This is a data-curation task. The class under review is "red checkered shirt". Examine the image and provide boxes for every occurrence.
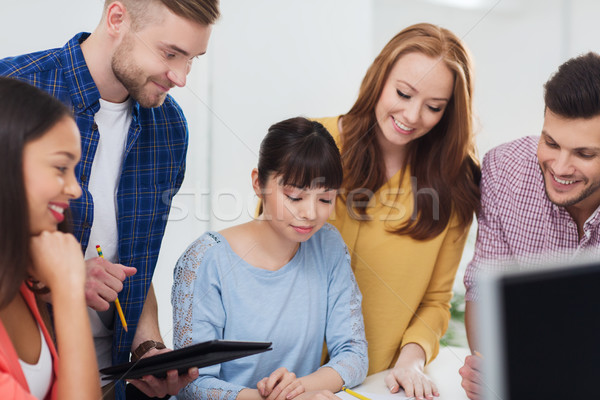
[464,136,600,301]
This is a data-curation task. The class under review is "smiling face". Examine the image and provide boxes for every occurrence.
[23,117,82,235]
[254,171,337,245]
[537,109,600,214]
[111,3,212,108]
[374,51,454,153]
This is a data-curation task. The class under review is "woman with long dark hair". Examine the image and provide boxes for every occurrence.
[0,77,100,399]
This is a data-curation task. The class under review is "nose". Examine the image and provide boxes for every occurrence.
[66,172,82,199]
[403,100,421,124]
[166,61,190,88]
[552,151,575,176]
[166,70,186,87]
[297,200,317,221]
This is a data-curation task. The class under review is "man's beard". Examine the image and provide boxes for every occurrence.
[111,35,169,108]
[540,164,600,208]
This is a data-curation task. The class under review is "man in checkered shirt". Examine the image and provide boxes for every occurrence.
[460,52,600,400]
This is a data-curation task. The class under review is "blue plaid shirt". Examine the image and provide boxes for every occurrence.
[1,32,188,390]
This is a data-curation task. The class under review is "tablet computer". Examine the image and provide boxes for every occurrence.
[100,340,272,381]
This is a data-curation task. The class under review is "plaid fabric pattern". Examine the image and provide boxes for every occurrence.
[0,33,188,374]
[464,136,600,301]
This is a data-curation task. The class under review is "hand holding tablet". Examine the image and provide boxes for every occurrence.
[101,340,272,381]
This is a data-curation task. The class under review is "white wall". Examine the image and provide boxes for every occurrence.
[3,0,600,348]
[0,1,102,54]
[157,0,374,346]
[205,0,373,229]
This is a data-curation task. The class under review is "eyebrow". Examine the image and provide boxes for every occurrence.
[161,42,206,58]
[284,185,335,192]
[396,80,449,102]
[53,151,78,160]
[542,131,600,153]
[541,131,552,140]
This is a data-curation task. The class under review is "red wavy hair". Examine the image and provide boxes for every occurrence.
[340,23,480,240]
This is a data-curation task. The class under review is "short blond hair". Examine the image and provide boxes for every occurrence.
[105,0,219,29]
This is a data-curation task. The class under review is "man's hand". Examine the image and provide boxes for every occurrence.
[459,355,483,400]
[85,257,137,311]
[127,347,200,397]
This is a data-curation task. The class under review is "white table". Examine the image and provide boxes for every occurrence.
[166,346,471,400]
[352,346,470,400]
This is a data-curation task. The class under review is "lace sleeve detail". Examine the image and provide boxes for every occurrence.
[322,227,368,387]
[178,382,240,400]
[172,234,218,349]
[172,234,245,400]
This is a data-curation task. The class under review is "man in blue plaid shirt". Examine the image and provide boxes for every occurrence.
[0,1,220,398]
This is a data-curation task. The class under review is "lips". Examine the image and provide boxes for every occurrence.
[552,174,577,185]
[291,225,313,234]
[391,116,415,135]
[547,170,582,192]
[152,80,172,93]
[48,202,68,223]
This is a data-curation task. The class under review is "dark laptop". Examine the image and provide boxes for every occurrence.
[479,261,600,399]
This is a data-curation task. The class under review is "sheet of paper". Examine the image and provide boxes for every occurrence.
[336,389,414,400]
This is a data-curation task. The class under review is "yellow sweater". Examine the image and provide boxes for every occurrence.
[317,116,469,374]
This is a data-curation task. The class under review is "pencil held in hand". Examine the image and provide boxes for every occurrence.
[96,245,128,332]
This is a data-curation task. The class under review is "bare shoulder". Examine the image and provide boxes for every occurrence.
[219,222,258,254]
[220,222,251,239]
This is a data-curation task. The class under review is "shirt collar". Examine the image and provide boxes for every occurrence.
[548,191,600,232]
[583,204,600,230]
[59,33,143,123]
[60,32,101,113]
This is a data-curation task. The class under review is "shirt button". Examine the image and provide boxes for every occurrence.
[92,123,98,131]
[81,174,87,183]
[83,222,91,229]
[77,103,84,110]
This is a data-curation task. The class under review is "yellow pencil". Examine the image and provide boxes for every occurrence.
[341,387,371,400]
[96,245,128,332]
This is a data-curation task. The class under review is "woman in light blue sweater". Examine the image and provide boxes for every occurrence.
[172,117,368,400]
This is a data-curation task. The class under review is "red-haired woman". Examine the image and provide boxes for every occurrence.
[316,22,480,400]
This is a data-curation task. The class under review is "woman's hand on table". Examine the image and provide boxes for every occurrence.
[384,343,439,400]
[257,367,305,400]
